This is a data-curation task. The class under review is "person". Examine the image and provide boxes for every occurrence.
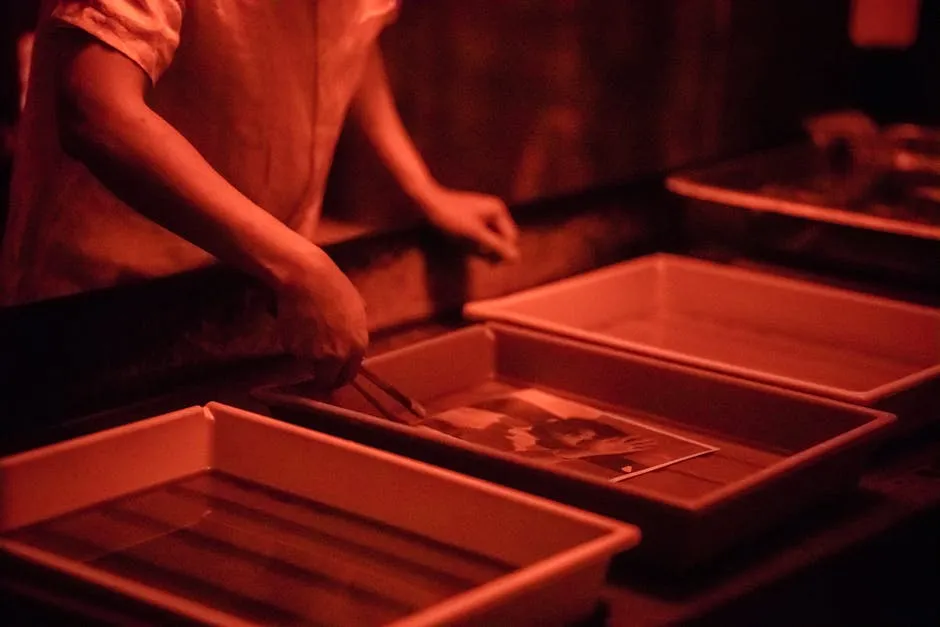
[0,0,520,388]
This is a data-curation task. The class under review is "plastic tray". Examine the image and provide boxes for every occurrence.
[464,253,940,428]
[665,145,940,241]
[0,404,637,627]
[255,324,895,571]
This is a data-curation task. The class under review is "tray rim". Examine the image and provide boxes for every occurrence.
[252,323,897,513]
[1,403,638,627]
[463,253,940,405]
[208,403,639,535]
[665,171,940,241]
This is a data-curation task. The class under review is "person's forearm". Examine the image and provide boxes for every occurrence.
[66,106,319,289]
[349,45,519,263]
[349,45,442,206]
[58,38,323,292]
[16,31,35,111]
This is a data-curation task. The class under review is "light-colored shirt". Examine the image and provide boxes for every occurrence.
[1,0,398,305]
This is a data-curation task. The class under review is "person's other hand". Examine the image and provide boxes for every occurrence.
[276,248,369,390]
[421,187,520,263]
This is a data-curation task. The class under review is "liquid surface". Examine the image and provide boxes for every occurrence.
[9,471,514,626]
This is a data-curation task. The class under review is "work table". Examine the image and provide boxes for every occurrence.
[1,184,938,625]
[3,310,939,626]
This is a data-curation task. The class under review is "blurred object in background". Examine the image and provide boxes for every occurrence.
[885,123,940,175]
[804,110,940,213]
[884,123,940,212]
[803,110,888,207]
[850,0,939,126]
[808,0,940,212]
[850,0,921,49]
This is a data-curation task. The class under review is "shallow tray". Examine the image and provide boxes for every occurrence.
[464,253,940,428]
[255,324,894,571]
[665,145,940,241]
[0,404,636,626]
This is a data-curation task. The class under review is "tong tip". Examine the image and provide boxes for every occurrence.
[409,401,428,419]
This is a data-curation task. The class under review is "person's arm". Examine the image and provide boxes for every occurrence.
[16,31,35,111]
[349,44,520,262]
[55,31,367,386]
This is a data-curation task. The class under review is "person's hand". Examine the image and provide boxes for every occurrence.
[276,248,369,390]
[420,186,520,263]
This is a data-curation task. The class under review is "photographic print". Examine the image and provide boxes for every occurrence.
[420,388,718,482]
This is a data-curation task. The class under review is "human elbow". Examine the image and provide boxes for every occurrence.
[55,66,131,165]
[56,84,104,162]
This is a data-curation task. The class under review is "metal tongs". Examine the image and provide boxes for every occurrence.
[351,365,428,427]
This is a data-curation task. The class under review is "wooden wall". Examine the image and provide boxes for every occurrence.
[326,0,855,224]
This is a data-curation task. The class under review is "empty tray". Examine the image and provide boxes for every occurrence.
[464,253,940,428]
[0,404,637,626]
[254,324,895,571]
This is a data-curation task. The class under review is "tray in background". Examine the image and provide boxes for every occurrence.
[665,144,940,241]
[1,404,636,627]
[254,324,895,571]
[464,253,940,429]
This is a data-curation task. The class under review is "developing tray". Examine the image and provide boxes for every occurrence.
[665,144,940,241]
[0,403,637,627]
[464,253,940,428]
[254,324,895,571]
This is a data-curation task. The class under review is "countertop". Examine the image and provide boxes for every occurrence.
[1,178,938,625]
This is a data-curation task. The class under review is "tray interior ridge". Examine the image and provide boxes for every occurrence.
[6,470,517,627]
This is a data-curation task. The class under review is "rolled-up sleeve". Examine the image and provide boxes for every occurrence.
[52,0,185,83]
